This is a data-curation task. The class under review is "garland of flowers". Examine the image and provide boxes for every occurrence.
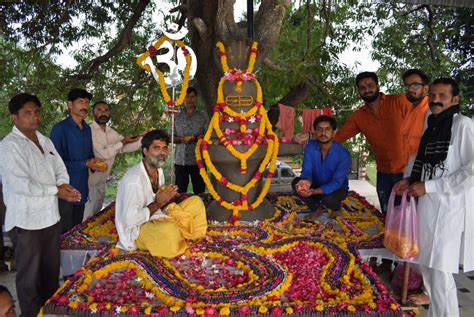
[195,42,279,221]
[136,35,191,107]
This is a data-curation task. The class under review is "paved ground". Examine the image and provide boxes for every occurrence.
[1,180,473,316]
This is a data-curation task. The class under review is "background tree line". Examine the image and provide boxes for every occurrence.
[1,0,472,189]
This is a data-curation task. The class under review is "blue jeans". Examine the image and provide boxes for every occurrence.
[376,172,403,213]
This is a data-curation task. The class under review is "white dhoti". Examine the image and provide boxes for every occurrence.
[420,265,459,317]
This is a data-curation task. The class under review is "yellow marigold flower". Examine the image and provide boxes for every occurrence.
[170,306,182,312]
[258,306,268,313]
[368,302,377,309]
[144,307,152,315]
[106,303,111,309]
[390,303,399,311]
[347,305,356,312]
[196,308,205,315]
[220,307,231,315]
[68,302,79,309]
[285,307,294,314]
[315,305,324,312]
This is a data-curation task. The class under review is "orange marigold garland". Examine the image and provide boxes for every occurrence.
[136,35,191,108]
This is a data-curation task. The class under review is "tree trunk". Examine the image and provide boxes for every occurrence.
[187,0,291,112]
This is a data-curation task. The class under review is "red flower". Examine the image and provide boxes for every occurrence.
[229,215,238,224]
[185,296,198,304]
[233,199,242,206]
[166,100,175,106]
[271,306,283,317]
[266,172,274,179]
[201,141,208,150]
[251,48,258,53]
[157,306,170,314]
[219,52,226,57]
[220,177,229,186]
[181,47,190,56]
[57,295,69,305]
[148,45,157,55]
[241,194,248,201]
[197,160,205,169]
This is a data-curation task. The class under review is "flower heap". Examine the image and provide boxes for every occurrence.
[136,35,191,112]
[196,42,279,221]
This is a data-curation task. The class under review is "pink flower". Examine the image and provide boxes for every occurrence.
[128,306,140,314]
[205,307,217,317]
[238,306,251,314]
[185,306,195,314]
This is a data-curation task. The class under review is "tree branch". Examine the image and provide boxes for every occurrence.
[262,57,284,70]
[68,0,150,82]
[193,17,209,39]
[424,5,438,65]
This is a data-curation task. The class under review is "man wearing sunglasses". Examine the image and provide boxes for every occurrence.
[400,69,431,177]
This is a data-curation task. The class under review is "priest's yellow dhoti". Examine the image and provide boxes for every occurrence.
[135,196,207,258]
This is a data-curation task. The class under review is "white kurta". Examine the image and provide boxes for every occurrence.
[115,161,165,251]
[0,126,69,231]
[416,114,474,273]
[84,121,141,219]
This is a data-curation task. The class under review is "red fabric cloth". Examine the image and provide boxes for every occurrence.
[275,103,296,139]
[302,109,322,133]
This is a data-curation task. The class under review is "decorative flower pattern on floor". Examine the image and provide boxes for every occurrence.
[46,191,401,315]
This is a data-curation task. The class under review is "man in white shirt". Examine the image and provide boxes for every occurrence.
[115,129,207,258]
[83,101,141,220]
[395,78,473,317]
[0,93,81,316]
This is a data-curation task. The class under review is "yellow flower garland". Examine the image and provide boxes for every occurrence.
[136,35,191,106]
[196,41,279,219]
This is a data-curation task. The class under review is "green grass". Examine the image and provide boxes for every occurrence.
[365,163,377,187]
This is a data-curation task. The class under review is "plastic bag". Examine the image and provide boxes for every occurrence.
[383,189,419,260]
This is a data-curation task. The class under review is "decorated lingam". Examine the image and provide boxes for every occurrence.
[196,41,279,223]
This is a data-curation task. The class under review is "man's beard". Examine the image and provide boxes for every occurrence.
[146,155,166,168]
[406,94,422,103]
[361,90,380,103]
[95,115,110,124]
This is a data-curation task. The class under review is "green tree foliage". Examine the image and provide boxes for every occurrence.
[1,1,471,168]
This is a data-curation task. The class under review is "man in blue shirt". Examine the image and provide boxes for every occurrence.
[292,115,351,220]
[51,88,106,233]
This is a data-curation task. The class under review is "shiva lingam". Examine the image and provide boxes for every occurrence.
[196,41,279,223]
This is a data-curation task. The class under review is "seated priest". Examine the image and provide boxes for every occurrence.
[292,115,351,220]
[115,129,207,258]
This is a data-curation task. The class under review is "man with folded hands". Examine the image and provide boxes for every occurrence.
[115,129,207,258]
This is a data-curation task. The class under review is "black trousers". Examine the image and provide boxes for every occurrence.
[10,222,61,317]
[291,177,347,211]
[58,199,84,234]
[175,164,205,194]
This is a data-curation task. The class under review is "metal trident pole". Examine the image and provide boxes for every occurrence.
[170,87,176,184]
